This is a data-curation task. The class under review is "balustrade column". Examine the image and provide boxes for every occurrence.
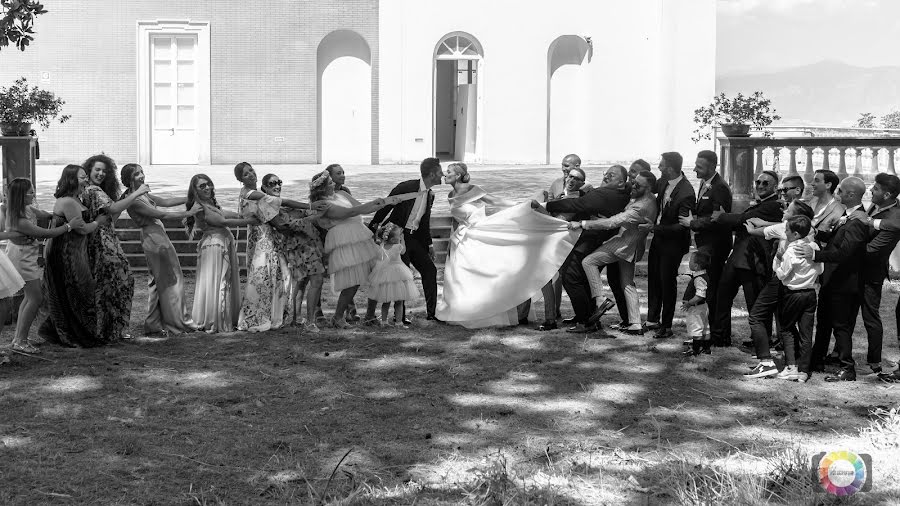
[837,147,848,179]
[787,147,798,177]
[888,147,896,175]
[854,148,863,177]
[804,147,814,182]
[872,148,880,174]
[821,147,830,171]
[755,147,764,177]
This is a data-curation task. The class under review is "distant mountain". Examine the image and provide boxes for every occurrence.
[716,60,900,127]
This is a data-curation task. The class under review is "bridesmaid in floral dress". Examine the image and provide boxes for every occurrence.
[260,173,327,332]
[39,165,112,347]
[3,178,84,353]
[233,162,327,332]
[120,164,201,336]
[81,154,150,340]
[185,174,258,333]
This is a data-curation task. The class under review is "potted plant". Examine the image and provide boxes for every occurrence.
[691,91,780,142]
[0,77,70,136]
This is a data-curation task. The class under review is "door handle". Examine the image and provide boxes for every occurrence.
[169,128,175,136]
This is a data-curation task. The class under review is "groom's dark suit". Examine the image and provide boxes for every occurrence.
[546,185,631,323]
[369,179,438,317]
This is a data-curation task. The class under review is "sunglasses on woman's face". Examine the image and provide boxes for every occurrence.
[196,182,211,190]
[266,180,283,188]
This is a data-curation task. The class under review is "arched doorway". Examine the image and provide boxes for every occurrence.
[546,35,592,164]
[433,32,483,162]
[318,30,372,164]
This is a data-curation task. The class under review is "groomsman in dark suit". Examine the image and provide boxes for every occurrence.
[679,150,732,329]
[794,176,869,381]
[646,152,696,339]
[708,170,783,346]
[367,158,444,322]
[538,165,631,332]
[857,173,900,374]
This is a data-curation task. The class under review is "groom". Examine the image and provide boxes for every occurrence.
[365,158,444,323]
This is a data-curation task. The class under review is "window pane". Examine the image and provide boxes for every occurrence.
[153,84,172,105]
[153,61,172,82]
[176,83,195,106]
[177,61,194,83]
[176,37,195,59]
[152,37,172,59]
[177,106,195,128]
[154,106,172,128]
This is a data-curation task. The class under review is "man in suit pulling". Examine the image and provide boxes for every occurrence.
[646,152,696,339]
[535,165,631,333]
[366,158,444,323]
[679,150,733,330]
[794,176,869,381]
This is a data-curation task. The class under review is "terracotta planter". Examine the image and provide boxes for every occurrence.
[0,122,32,136]
[720,123,751,137]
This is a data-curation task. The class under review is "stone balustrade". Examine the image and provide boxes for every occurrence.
[719,136,900,211]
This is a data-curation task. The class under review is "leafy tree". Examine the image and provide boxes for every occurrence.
[882,111,900,130]
[1,0,47,51]
[856,112,876,129]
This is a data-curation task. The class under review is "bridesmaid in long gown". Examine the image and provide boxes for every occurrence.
[233,162,327,332]
[4,178,84,353]
[82,154,149,340]
[184,174,257,333]
[435,163,580,328]
[120,164,201,336]
[39,165,112,347]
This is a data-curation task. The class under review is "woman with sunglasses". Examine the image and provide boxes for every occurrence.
[120,164,202,336]
[233,163,328,332]
[185,174,259,333]
[259,173,328,331]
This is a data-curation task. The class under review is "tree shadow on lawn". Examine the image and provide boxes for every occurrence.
[1,276,898,504]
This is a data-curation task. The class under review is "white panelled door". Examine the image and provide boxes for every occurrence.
[151,35,199,164]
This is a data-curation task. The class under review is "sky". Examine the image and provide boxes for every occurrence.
[717,0,900,75]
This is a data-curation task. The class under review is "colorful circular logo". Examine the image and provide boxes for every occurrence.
[817,450,866,496]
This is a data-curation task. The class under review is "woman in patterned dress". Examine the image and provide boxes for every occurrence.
[120,164,201,336]
[233,162,327,332]
[81,154,150,341]
[260,173,328,332]
[185,174,258,333]
[3,178,85,353]
[38,165,115,347]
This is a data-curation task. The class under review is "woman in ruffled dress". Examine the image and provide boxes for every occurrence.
[81,154,150,340]
[3,178,85,353]
[0,209,26,358]
[120,164,201,336]
[233,162,327,332]
[185,174,258,333]
[39,165,115,347]
[260,173,328,332]
[309,170,414,328]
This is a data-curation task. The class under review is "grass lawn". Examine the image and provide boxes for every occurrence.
[1,270,900,505]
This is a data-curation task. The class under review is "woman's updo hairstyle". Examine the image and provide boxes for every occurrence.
[448,162,470,183]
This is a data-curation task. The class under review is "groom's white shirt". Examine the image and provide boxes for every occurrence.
[406,178,429,232]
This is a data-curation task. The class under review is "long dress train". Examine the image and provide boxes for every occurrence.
[190,205,241,333]
[435,186,579,328]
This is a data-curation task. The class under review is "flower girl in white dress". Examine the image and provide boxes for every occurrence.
[368,223,419,327]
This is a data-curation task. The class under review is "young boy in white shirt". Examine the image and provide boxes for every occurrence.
[772,215,823,382]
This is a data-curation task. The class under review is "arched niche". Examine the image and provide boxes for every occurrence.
[546,35,592,164]
[317,30,372,164]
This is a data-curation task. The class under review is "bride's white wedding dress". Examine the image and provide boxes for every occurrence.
[435,185,580,328]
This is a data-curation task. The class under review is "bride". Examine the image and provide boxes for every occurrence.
[435,163,580,328]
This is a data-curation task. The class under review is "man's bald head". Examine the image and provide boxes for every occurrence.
[561,154,581,178]
[838,176,866,207]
